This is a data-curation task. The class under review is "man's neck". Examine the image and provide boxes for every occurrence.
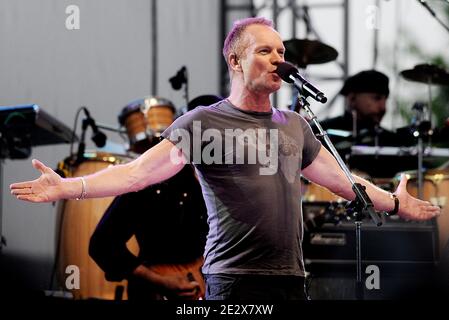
[228,84,272,113]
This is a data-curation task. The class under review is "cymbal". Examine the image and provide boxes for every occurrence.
[400,64,449,86]
[283,39,338,68]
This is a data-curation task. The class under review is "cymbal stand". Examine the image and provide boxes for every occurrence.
[411,100,432,200]
[417,130,424,200]
[298,92,382,300]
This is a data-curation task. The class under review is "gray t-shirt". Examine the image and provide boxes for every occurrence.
[162,100,321,276]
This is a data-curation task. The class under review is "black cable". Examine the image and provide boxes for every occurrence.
[69,106,85,158]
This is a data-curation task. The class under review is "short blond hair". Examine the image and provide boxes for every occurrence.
[222,17,273,68]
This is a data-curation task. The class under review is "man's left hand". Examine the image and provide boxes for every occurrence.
[395,174,441,221]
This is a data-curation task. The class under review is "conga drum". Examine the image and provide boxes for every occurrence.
[395,169,449,257]
[118,96,176,154]
[58,152,139,299]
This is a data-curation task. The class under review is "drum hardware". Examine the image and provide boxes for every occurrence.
[118,96,176,154]
[303,201,350,233]
[283,38,339,69]
[95,122,127,135]
[400,64,449,199]
[283,4,339,69]
[351,145,449,158]
[401,64,449,86]
[282,23,339,111]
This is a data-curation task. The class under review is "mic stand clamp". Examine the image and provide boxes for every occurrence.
[297,94,382,300]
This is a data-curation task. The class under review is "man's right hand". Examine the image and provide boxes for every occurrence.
[10,159,67,203]
[152,273,201,299]
[133,264,201,299]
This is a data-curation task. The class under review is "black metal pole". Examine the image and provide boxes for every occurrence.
[355,220,364,300]
[151,0,158,95]
[219,0,227,98]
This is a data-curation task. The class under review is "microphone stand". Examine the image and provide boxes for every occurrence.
[297,93,382,300]
[75,117,89,165]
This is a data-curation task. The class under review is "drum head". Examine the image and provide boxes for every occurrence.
[119,96,176,153]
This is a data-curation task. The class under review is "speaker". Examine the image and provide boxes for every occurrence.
[303,216,437,262]
[305,262,438,300]
[303,217,439,300]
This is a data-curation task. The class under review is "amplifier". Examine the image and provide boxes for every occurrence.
[303,202,438,263]
[303,220,437,263]
[302,215,439,299]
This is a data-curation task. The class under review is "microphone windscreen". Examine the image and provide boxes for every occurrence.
[275,62,297,83]
[92,131,107,148]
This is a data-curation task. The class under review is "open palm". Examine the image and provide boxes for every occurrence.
[395,174,440,221]
[10,159,64,203]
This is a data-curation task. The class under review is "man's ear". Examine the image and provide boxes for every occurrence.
[347,93,357,107]
[344,93,356,112]
[229,53,242,72]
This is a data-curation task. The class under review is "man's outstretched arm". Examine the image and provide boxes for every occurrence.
[10,139,185,203]
[302,146,440,221]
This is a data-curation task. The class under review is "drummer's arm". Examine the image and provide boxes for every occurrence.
[79,139,185,198]
[302,146,396,212]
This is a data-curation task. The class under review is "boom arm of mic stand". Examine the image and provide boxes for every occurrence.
[298,95,382,227]
[95,122,127,134]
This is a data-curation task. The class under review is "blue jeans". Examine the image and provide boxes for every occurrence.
[204,274,306,300]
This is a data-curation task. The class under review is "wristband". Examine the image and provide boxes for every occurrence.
[387,193,399,216]
[75,177,87,200]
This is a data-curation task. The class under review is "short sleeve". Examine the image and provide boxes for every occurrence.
[161,108,207,164]
[300,116,322,169]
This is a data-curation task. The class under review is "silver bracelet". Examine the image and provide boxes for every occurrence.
[75,177,87,200]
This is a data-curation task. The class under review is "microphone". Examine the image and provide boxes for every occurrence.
[276,62,328,104]
[169,66,187,90]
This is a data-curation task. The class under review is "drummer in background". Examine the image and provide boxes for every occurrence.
[88,95,221,300]
[320,70,405,147]
[318,70,414,177]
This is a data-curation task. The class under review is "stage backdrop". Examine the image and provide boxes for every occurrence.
[0,0,220,292]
